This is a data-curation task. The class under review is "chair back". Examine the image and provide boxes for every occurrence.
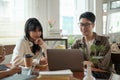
[109,72,120,80]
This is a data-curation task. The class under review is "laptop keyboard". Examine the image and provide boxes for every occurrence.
[92,71,111,79]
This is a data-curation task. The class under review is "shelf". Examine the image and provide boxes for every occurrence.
[44,37,68,49]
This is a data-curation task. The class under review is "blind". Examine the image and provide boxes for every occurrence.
[0,0,47,44]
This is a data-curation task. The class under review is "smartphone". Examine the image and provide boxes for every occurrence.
[0,64,9,71]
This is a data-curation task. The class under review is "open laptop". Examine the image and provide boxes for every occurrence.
[47,49,84,72]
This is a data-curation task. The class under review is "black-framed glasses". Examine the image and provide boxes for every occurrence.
[78,22,93,27]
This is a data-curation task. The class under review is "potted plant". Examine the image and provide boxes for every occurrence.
[68,35,75,48]
[48,20,56,31]
[89,44,105,63]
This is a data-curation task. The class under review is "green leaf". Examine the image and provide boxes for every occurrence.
[68,35,75,46]
[90,44,96,53]
[89,56,98,64]
[90,44,105,52]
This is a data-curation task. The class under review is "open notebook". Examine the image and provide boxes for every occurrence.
[1,74,36,80]
[39,69,73,76]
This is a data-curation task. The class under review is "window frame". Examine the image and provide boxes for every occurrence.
[103,0,120,34]
[60,0,86,36]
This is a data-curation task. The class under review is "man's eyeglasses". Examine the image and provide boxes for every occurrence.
[78,23,93,27]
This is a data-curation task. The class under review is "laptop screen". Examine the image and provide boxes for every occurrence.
[47,49,84,72]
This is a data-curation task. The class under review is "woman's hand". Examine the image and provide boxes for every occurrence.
[8,67,21,75]
[40,57,47,65]
[34,38,44,45]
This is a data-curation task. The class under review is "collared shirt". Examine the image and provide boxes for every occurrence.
[71,32,111,71]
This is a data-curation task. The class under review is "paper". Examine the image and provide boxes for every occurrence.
[1,74,36,80]
[39,69,73,76]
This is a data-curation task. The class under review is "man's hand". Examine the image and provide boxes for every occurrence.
[83,61,95,68]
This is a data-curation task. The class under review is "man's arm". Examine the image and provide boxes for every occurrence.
[71,40,81,49]
[97,37,111,71]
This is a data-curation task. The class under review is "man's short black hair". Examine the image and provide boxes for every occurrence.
[79,12,96,23]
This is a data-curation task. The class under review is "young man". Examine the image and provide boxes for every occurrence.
[71,12,111,71]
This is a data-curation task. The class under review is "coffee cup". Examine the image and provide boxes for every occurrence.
[24,54,33,68]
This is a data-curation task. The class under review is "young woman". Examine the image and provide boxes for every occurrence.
[71,12,111,71]
[11,18,47,66]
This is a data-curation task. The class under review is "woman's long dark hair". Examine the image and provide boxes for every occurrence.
[24,18,43,54]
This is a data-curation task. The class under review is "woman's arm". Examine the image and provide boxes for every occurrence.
[0,67,21,79]
[34,38,47,58]
[39,42,48,65]
[40,42,47,58]
[11,39,26,66]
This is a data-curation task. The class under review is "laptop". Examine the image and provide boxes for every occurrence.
[47,49,84,72]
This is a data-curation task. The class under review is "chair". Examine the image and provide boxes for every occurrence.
[0,45,15,64]
[109,72,120,80]
[111,53,120,74]
[0,44,4,54]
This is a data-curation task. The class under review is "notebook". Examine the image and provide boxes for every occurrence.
[1,74,36,80]
[47,49,84,71]
[38,69,73,80]
[39,69,73,76]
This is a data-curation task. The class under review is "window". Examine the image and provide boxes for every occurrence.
[103,3,108,34]
[0,0,25,40]
[103,0,120,34]
[110,0,120,9]
[62,16,73,34]
[0,0,31,44]
[0,0,11,17]
[60,0,86,35]
[109,12,120,33]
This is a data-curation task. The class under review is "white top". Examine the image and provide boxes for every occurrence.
[11,37,47,66]
[86,39,94,55]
